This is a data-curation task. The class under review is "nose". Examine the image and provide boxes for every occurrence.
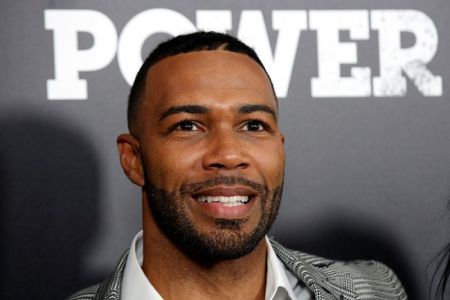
[202,129,249,171]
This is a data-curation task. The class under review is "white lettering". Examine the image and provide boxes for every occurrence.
[45,8,443,100]
[310,10,371,97]
[237,11,306,98]
[372,10,442,96]
[196,10,232,33]
[45,9,117,100]
[117,9,197,86]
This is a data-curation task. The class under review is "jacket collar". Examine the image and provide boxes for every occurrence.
[94,240,356,300]
[93,251,128,300]
[270,239,358,300]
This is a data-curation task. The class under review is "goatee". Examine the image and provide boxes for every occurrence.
[145,176,283,262]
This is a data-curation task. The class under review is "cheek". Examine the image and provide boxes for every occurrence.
[143,142,202,188]
[252,142,285,185]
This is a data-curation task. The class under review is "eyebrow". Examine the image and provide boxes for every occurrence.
[158,103,277,121]
[159,105,210,121]
[239,104,277,120]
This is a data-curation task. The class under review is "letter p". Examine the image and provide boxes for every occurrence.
[45,10,118,100]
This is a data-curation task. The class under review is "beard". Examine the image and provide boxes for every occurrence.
[144,175,283,262]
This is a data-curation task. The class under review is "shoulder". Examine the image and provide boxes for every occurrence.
[270,239,407,299]
[294,248,401,283]
[65,251,129,300]
[65,284,100,300]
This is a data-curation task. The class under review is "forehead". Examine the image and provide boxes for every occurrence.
[142,50,276,112]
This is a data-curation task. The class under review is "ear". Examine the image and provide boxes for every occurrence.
[117,133,145,187]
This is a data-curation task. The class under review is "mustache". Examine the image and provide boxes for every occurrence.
[180,176,268,195]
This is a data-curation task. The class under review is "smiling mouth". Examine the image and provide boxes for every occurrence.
[197,195,250,207]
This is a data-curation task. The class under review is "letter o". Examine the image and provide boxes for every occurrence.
[118,8,197,85]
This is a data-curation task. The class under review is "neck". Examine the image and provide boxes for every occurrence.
[141,198,267,300]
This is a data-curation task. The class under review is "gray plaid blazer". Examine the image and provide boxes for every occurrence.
[67,239,407,300]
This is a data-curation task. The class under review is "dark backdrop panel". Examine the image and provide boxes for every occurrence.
[1,1,449,299]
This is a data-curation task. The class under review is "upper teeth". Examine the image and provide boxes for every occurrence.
[197,196,249,204]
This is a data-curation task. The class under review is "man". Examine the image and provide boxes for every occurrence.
[68,31,407,300]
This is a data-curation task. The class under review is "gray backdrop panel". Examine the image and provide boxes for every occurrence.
[1,1,449,299]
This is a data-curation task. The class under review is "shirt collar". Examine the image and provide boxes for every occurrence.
[121,231,296,300]
[265,236,297,300]
[121,231,163,300]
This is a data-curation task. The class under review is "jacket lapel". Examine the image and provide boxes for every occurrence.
[270,239,358,300]
[94,251,128,300]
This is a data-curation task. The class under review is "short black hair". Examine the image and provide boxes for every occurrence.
[127,31,275,133]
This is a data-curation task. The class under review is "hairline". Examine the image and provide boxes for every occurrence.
[128,37,278,134]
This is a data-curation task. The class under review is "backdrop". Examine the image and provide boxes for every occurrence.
[1,1,449,299]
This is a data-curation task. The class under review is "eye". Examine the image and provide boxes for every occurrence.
[242,120,266,132]
[172,120,199,132]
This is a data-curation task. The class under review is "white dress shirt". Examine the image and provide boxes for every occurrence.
[121,231,312,300]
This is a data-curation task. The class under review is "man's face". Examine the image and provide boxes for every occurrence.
[134,50,285,260]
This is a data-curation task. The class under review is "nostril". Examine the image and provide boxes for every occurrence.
[208,162,226,169]
[205,161,248,170]
[236,162,249,169]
